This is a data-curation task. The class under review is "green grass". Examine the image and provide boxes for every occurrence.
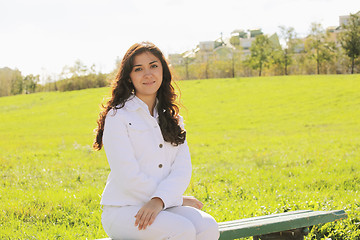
[0,75,359,239]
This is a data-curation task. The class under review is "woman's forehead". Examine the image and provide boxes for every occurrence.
[133,51,160,65]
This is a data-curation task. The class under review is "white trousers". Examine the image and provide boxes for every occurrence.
[101,205,220,240]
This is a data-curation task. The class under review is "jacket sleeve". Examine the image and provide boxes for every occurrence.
[103,109,158,203]
[151,116,192,209]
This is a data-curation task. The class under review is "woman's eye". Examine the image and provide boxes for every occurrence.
[134,67,142,72]
[150,64,158,69]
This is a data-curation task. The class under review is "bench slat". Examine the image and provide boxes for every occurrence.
[218,210,347,239]
[219,210,313,227]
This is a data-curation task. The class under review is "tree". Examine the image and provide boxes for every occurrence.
[23,74,40,93]
[249,35,272,76]
[277,26,298,75]
[70,59,88,77]
[10,72,23,95]
[60,60,88,79]
[230,35,240,47]
[182,51,196,80]
[340,13,360,74]
[0,67,16,97]
[305,23,335,74]
[0,67,24,96]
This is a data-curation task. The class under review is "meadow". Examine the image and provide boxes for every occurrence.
[0,74,359,239]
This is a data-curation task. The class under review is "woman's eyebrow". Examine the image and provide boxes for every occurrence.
[133,60,158,68]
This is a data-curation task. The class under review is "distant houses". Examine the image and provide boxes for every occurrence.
[168,28,275,65]
[229,29,265,56]
[326,10,360,47]
[339,11,360,26]
[168,11,359,68]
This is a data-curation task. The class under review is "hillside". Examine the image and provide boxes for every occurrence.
[0,74,359,239]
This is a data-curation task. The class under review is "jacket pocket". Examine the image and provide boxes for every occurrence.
[127,121,149,135]
[126,121,151,158]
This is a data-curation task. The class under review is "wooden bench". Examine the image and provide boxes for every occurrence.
[96,209,347,240]
[218,210,346,239]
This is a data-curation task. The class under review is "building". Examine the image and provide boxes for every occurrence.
[326,10,360,47]
[168,28,281,65]
[167,53,184,66]
[229,29,264,56]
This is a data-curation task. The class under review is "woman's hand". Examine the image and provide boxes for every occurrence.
[134,197,164,230]
[182,196,203,210]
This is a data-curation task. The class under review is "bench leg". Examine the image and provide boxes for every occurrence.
[253,227,309,240]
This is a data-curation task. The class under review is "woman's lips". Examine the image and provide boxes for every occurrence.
[143,81,155,85]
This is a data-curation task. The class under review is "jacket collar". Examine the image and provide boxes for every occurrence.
[125,95,159,118]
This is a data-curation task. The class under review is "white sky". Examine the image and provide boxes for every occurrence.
[0,0,359,80]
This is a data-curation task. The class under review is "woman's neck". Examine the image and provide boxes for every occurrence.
[136,94,156,116]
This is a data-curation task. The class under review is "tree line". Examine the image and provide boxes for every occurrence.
[0,15,359,98]
[172,15,360,79]
[0,60,110,97]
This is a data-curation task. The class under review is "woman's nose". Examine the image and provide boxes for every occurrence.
[144,68,152,76]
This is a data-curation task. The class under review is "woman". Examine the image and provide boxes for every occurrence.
[93,42,219,240]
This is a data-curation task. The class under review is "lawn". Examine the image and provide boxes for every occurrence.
[0,74,359,239]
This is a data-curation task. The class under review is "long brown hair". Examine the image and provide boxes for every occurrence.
[93,42,186,150]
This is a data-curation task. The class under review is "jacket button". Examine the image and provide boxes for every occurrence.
[158,164,163,168]
[159,144,163,148]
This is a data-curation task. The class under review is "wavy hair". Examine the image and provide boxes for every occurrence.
[93,42,186,150]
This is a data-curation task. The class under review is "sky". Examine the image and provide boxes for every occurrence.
[0,0,359,81]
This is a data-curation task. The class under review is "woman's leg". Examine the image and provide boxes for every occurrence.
[102,205,196,240]
[166,206,220,240]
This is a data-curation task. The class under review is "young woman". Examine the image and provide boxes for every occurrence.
[93,42,219,240]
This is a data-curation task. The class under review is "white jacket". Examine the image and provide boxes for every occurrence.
[100,95,192,209]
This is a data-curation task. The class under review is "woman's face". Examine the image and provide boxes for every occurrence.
[129,51,163,100]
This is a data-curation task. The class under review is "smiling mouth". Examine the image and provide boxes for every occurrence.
[143,81,156,85]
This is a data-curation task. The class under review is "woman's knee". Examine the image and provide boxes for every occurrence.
[173,220,196,239]
[158,212,196,239]
[197,214,220,240]
[166,206,219,239]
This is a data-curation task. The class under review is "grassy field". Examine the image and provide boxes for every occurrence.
[0,74,359,239]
